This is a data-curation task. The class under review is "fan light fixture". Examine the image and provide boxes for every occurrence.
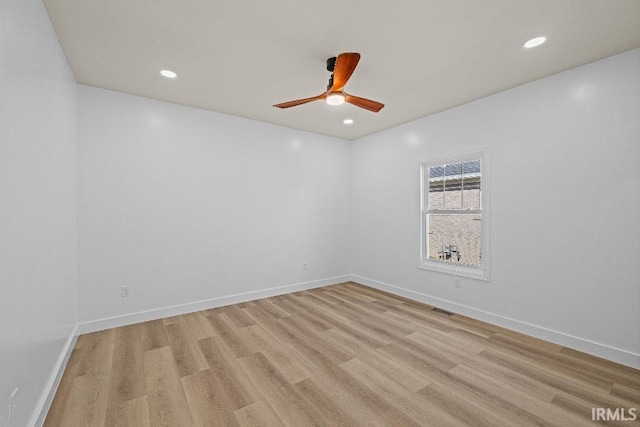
[326,92,345,106]
[160,69,177,78]
[524,36,546,48]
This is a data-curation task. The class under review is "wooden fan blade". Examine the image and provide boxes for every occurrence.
[331,52,361,91]
[273,93,326,109]
[344,93,384,112]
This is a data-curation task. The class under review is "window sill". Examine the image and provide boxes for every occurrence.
[418,261,489,281]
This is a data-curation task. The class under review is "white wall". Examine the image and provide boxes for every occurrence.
[77,86,351,326]
[0,0,78,425]
[351,49,640,367]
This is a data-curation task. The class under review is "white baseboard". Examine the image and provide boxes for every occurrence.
[79,275,351,334]
[32,323,78,427]
[350,275,640,369]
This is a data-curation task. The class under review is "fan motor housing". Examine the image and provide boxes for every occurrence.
[326,57,337,72]
[326,57,337,90]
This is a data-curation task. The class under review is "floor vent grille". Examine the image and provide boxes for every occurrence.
[431,307,455,316]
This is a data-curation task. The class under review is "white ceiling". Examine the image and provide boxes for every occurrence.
[43,0,640,140]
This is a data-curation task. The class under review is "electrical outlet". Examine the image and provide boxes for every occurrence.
[455,278,461,288]
[121,286,130,297]
[10,388,18,422]
[302,262,308,271]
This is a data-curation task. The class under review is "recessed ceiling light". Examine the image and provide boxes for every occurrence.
[524,36,546,49]
[326,92,345,106]
[160,69,177,78]
[343,119,354,125]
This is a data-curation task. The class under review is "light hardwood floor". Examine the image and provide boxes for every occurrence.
[45,282,640,426]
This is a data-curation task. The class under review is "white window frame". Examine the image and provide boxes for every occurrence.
[418,148,490,281]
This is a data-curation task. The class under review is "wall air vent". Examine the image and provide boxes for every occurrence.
[431,307,455,316]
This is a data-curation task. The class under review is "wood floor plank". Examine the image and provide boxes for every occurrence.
[448,363,587,426]
[294,378,363,426]
[43,348,85,427]
[234,400,285,427]
[143,346,194,427]
[407,331,480,365]
[347,282,430,307]
[108,324,145,399]
[450,313,502,337]
[305,361,422,427]
[369,298,405,312]
[343,282,405,305]
[293,296,390,349]
[305,288,345,305]
[460,356,558,402]
[418,381,515,427]
[165,321,210,377]
[253,297,291,319]
[140,319,170,351]
[237,352,324,426]
[220,305,257,329]
[551,392,634,427]
[553,348,640,391]
[105,323,146,424]
[76,329,115,376]
[243,305,297,344]
[74,334,91,349]
[479,348,636,410]
[297,292,363,323]
[495,328,564,353]
[489,333,617,390]
[58,373,110,427]
[242,305,334,374]
[417,357,556,426]
[104,395,151,427]
[404,321,485,355]
[387,303,456,334]
[328,286,379,304]
[351,316,414,345]
[206,313,252,358]
[118,396,150,427]
[326,292,389,317]
[377,338,458,375]
[161,314,184,326]
[341,358,460,426]
[560,346,640,383]
[46,282,640,427]
[237,325,314,383]
[323,328,431,392]
[183,311,219,341]
[272,295,334,332]
[610,382,640,403]
[182,369,241,427]
[278,316,354,365]
[197,336,258,410]
[234,324,266,354]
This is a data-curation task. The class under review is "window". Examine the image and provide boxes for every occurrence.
[419,149,489,280]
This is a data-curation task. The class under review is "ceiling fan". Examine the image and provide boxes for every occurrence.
[273,52,384,113]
